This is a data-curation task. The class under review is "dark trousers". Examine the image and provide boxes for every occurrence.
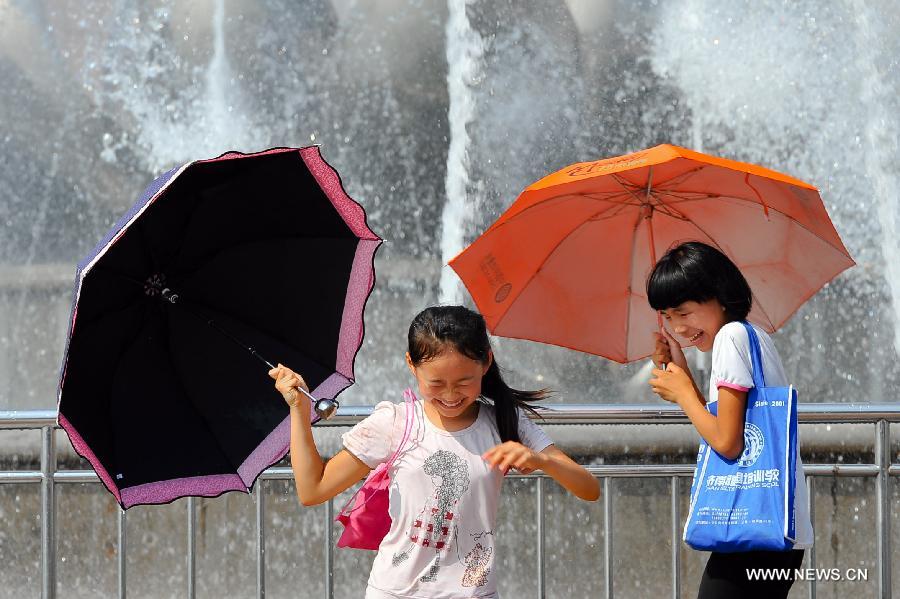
[697,549,805,599]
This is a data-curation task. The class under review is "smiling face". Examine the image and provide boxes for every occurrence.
[407,346,491,424]
[660,299,729,352]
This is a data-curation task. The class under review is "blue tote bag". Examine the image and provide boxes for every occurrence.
[683,321,798,552]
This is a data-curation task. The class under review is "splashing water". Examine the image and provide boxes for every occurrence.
[439,0,483,304]
[648,0,900,400]
[852,0,900,358]
[93,0,265,172]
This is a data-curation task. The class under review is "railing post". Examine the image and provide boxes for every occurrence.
[807,476,815,599]
[670,476,680,599]
[41,426,56,599]
[325,498,334,599]
[256,482,266,598]
[875,420,891,598]
[187,497,196,599]
[118,507,127,599]
[536,476,545,599]
[604,477,613,599]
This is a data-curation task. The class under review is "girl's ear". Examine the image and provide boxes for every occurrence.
[483,350,493,375]
[405,352,416,375]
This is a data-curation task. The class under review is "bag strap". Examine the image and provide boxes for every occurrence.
[384,389,416,469]
[337,391,416,518]
[739,320,767,388]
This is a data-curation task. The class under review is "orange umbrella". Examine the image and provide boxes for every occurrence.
[448,144,854,363]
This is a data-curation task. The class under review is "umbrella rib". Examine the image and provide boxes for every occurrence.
[611,173,651,203]
[648,191,719,202]
[649,190,854,259]
[607,168,708,193]
[578,191,638,203]
[648,166,707,189]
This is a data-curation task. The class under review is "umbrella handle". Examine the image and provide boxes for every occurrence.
[259,355,340,421]
[297,386,340,421]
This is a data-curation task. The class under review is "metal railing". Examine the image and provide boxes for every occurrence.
[1,404,897,599]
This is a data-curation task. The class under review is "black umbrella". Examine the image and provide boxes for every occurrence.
[57,147,381,508]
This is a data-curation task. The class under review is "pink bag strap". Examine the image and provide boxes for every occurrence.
[337,390,416,517]
[385,389,416,469]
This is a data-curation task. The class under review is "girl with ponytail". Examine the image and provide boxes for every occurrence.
[271,305,598,598]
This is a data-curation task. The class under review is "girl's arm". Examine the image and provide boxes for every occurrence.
[288,403,371,506]
[271,365,370,506]
[482,442,601,501]
[649,364,746,459]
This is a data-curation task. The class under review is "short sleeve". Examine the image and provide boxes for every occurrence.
[712,321,754,392]
[341,401,398,469]
[516,407,553,453]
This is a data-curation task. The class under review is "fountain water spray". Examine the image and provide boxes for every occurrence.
[853,0,900,358]
[440,0,483,304]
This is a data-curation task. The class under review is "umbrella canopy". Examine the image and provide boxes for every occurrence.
[449,144,854,363]
[57,146,381,508]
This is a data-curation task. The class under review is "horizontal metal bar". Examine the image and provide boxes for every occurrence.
[0,471,100,484]
[0,410,58,429]
[258,467,294,481]
[0,471,43,483]
[5,404,900,430]
[54,470,101,483]
[318,403,900,426]
[0,463,895,486]
[803,464,881,477]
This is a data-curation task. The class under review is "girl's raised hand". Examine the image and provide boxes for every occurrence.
[482,441,546,475]
[268,363,310,408]
[649,363,695,405]
[652,328,688,371]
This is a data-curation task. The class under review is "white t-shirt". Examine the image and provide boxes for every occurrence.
[341,396,552,599]
[708,321,814,549]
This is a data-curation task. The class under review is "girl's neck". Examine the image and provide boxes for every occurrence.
[422,401,480,432]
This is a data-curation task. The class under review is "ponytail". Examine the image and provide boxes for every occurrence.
[480,358,547,442]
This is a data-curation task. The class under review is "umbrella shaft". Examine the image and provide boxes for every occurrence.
[160,290,335,418]
[166,294,277,370]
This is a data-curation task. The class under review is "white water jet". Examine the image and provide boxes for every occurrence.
[852,0,900,358]
[622,359,655,401]
[204,0,230,134]
[439,0,483,304]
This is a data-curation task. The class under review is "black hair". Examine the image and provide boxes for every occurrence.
[407,305,547,443]
[646,241,752,321]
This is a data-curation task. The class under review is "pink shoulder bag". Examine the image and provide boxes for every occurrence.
[335,389,415,550]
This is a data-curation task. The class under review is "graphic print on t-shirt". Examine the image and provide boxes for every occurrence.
[461,530,493,587]
[391,450,470,582]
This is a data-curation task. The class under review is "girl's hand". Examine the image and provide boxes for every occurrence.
[652,328,688,371]
[482,441,546,475]
[649,363,696,405]
[268,364,310,409]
